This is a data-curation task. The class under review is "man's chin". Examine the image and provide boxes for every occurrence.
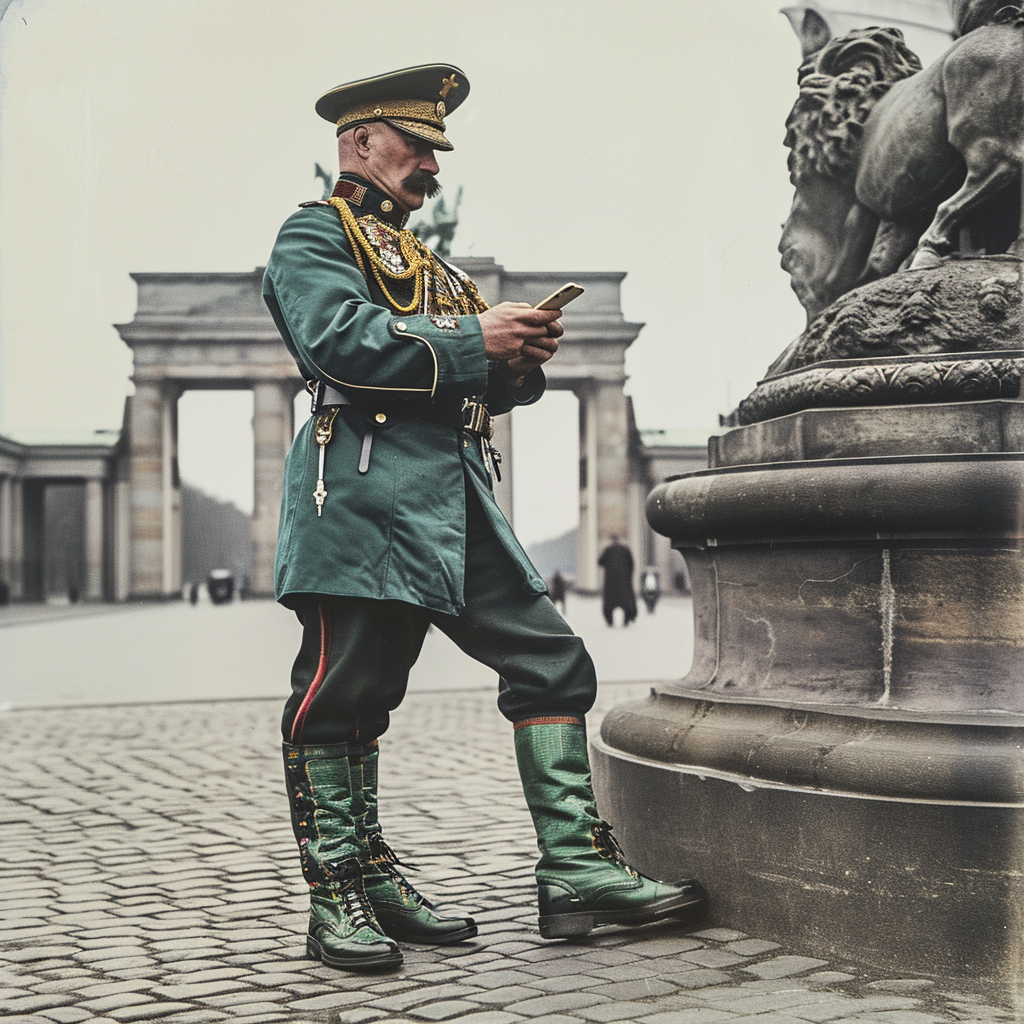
[400,191,427,211]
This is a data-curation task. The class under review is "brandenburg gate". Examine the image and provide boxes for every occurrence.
[115,260,645,599]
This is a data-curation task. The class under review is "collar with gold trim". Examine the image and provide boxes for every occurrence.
[332,175,409,229]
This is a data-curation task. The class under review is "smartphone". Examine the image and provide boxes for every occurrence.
[534,283,584,311]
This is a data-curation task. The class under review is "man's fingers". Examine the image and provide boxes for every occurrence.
[521,341,557,362]
[525,333,559,353]
[515,307,562,327]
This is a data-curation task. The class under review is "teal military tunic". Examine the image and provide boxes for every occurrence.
[262,176,547,616]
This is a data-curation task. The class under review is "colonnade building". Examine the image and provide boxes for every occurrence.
[0,261,704,603]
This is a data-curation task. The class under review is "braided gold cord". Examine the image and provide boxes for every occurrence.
[329,197,491,317]
[331,197,424,312]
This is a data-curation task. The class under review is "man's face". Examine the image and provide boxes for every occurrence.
[364,124,441,212]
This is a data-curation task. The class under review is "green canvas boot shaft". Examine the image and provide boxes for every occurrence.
[283,742,401,970]
[514,719,705,939]
[349,743,477,944]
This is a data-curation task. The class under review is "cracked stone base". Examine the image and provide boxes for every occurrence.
[596,400,1024,994]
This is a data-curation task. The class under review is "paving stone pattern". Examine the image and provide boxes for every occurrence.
[0,686,1015,1023]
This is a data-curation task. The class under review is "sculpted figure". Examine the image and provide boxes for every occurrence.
[780,0,1024,325]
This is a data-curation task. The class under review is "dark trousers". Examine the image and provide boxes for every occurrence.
[283,487,597,746]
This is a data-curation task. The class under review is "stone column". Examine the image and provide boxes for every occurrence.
[162,391,182,595]
[83,478,105,601]
[7,476,24,599]
[113,478,132,602]
[594,378,630,571]
[251,381,294,597]
[576,387,599,592]
[0,475,12,597]
[128,382,166,597]
[21,481,44,602]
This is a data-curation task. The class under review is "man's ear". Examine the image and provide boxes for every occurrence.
[351,124,373,159]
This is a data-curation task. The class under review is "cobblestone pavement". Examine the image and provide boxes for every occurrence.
[0,685,1016,1024]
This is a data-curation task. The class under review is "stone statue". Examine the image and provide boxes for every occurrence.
[778,1,1023,328]
[597,0,1024,988]
[314,162,334,201]
[409,187,463,258]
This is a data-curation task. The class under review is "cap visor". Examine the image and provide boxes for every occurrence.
[385,118,454,151]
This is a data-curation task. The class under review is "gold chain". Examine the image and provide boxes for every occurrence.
[330,197,426,312]
[329,197,489,317]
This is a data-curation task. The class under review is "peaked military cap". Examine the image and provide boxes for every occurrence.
[315,64,469,152]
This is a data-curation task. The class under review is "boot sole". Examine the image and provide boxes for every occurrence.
[538,886,706,940]
[384,921,479,945]
[306,935,403,971]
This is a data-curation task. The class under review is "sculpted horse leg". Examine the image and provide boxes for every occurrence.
[912,138,1022,268]
[911,25,1024,269]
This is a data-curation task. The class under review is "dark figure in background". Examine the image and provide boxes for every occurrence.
[189,582,199,606]
[640,566,661,614]
[548,570,567,614]
[599,537,636,626]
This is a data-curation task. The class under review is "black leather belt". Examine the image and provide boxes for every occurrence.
[310,382,493,439]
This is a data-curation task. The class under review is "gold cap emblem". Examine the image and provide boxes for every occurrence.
[436,100,446,120]
[439,74,459,99]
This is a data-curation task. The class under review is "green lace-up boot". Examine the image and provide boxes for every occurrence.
[514,718,706,939]
[349,742,478,944]
[283,742,402,970]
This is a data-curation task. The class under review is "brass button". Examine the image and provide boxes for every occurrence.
[463,439,469,448]
[375,413,387,424]
[394,321,407,332]
[380,199,394,212]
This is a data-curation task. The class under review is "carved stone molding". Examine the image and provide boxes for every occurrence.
[739,352,1024,425]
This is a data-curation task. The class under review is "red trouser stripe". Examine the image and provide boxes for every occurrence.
[513,716,584,731]
[290,601,332,744]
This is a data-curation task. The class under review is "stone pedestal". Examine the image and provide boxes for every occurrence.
[592,397,1024,995]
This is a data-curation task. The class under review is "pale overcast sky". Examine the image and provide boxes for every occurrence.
[0,1,889,543]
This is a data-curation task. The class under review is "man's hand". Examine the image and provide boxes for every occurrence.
[479,302,563,375]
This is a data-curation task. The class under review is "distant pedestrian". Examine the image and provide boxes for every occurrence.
[189,582,199,605]
[598,536,636,626]
[674,563,692,595]
[640,566,661,614]
[548,570,567,613]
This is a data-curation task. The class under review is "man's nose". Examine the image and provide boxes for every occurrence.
[421,152,440,175]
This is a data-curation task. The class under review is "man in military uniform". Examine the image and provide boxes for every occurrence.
[263,63,704,972]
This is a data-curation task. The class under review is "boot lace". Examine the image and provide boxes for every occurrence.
[367,830,403,867]
[592,820,638,878]
[323,857,377,930]
[367,830,430,907]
